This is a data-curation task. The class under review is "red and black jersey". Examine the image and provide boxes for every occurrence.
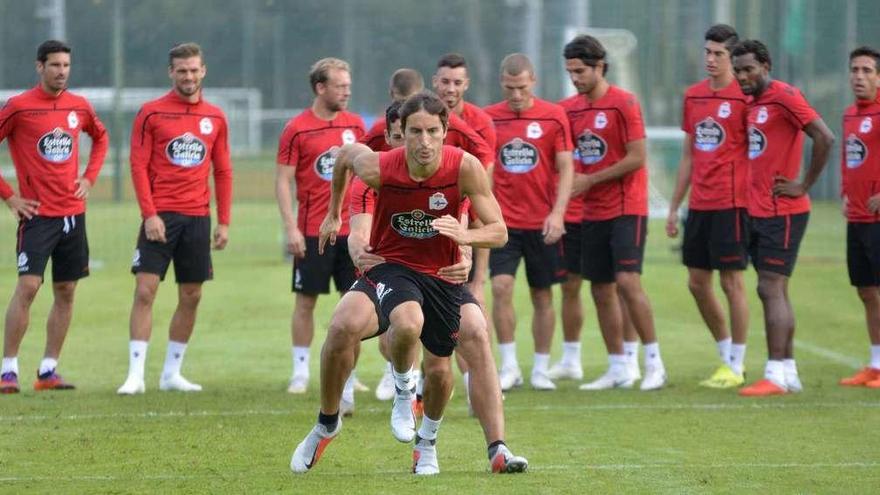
[349,176,376,216]
[371,145,464,278]
[681,79,749,210]
[746,80,820,218]
[359,119,390,152]
[130,91,232,225]
[484,98,573,230]
[842,96,880,222]
[560,85,647,221]
[277,108,365,236]
[460,101,497,155]
[0,86,108,216]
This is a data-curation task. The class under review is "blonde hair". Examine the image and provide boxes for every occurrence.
[309,58,351,93]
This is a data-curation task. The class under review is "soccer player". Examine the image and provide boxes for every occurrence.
[665,24,751,388]
[561,35,667,391]
[839,46,880,388]
[117,42,232,394]
[291,92,517,475]
[0,40,108,394]
[275,58,365,394]
[731,40,834,396]
[484,53,574,391]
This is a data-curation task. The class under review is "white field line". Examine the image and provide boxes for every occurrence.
[1,400,878,423]
[794,338,863,369]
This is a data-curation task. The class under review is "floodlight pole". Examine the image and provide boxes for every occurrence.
[111,0,124,202]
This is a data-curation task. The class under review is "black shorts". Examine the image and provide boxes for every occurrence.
[16,214,89,282]
[562,221,583,275]
[748,213,809,276]
[359,262,462,357]
[489,228,565,288]
[293,236,356,294]
[682,208,750,271]
[131,213,212,283]
[847,222,880,287]
[581,215,647,283]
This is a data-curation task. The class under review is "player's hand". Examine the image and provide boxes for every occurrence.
[213,224,229,250]
[772,175,806,197]
[868,194,880,214]
[318,214,341,255]
[431,214,469,245]
[437,257,472,284]
[144,215,167,243]
[73,177,92,200]
[572,173,595,197]
[665,210,679,238]
[4,195,40,221]
[355,246,385,272]
[542,212,565,245]
[287,227,307,258]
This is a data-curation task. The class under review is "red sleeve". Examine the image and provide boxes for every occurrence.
[82,101,109,185]
[129,107,157,219]
[782,88,820,129]
[348,177,375,216]
[276,120,298,166]
[0,101,16,200]
[554,108,574,152]
[476,115,497,155]
[450,123,494,168]
[622,95,647,143]
[212,115,233,225]
[358,120,388,151]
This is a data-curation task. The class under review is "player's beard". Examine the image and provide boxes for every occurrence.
[176,81,201,97]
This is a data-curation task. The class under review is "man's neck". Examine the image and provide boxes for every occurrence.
[586,79,610,102]
[451,100,465,116]
[752,78,771,100]
[708,72,734,91]
[39,82,63,97]
[312,100,338,121]
[174,88,200,104]
[407,157,441,181]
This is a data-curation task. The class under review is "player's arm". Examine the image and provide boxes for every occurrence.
[432,153,507,248]
[348,212,386,273]
[130,108,166,242]
[0,104,40,219]
[319,144,378,253]
[76,104,109,200]
[772,118,835,197]
[572,138,646,197]
[666,133,693,238]
[211,116,233,250]
[544,150,573,244]
[274,164,305,257]
[437,211,474,284]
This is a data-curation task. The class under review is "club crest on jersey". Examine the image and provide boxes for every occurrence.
[526,122,543,139]
[67,111,79,129]
[846,134,868,169]
[37,127,74,163]
[594,112,608,129]
[166,133,207,167]
[428,192,448,211]
[341,129,356,144]
[500,138,539,174]
[199,117,213,135]
[756,106,769,124]
[717,102,731,119]
[694,117,726,152]
[315,146,339,181]
[575,130,607,165]
[17,252,28,272]
[748,126,767,159]
[391,209,439,239]
[860,117,872,134]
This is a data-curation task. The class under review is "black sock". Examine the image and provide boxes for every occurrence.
[318,411,339,432]
[487,440,506,459]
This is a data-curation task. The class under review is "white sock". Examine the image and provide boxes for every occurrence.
[533,353,550,375]
[716,337,732,365]
[162,341,187,378]
[127,340,148,380]
[39,357,58,376]
[730,344,746,375]
[870,345,880,370]
[1,357,19,375]
[608,354,627,374]
[562,341,581,365]
[764,360,785,387]
[418,415,442,441]
[292,346,310,378]
[342,372,355,403]
[415,370,425,396]
[498,342,518,370]
[643,342,663,369]
[462,371,470,402]
[623,341,639,367]
[392,366,414,395]
[783,359,798,379]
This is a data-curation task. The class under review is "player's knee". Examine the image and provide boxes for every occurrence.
[756,277,781,301]
[687,276,711,296]
[389,306,423,338]
[52,282,77,305]
[179,285,202,307]
[423,357,452,383]
[15,277,42,303]
[491,276,515,299]
[719,272,744,296]
[590,282,616,304]
[856,286,879,304]
[133,283,158,306]
[615,273,643,301]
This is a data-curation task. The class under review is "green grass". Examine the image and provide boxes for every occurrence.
[0,201,878,494]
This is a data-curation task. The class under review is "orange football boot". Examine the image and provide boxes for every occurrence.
[839,367,880,386]
[739,378,787,397]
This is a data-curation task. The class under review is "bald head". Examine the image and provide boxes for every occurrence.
[499,53,535,78]
[389,68,424,101]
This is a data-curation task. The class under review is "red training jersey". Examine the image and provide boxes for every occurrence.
[359,119,390,152]
[560,85,648,221]
[349,176,375,216]
[371,145,464,278]
[681,79,749,210]
[0,86,108,216]
[746,80,819,218]
[842,96,880,223]
[460,101,497,156]
[484,98,573,230]
[277,108,365,236]
[130,91,232,224]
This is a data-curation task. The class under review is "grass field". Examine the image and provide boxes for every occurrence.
[0,200,878,494]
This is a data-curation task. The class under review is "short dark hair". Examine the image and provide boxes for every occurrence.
[850,46,880,71]
[705,24,739,53]
[169,42,204,67]
[390,68,424,100]
[385,100,404,130]
[732,39,772,70]
[36,40,71,63]
[437,53,467,70]
[399,91,448,132]
[563,35,609,75]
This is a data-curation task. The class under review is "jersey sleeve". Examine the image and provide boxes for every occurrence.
[782,88,820,129]
[450,123,494,169]
[276,120,299,166]
[81,100,109,185]
[0,100,16,200]
[129,106,157,219]
[348,176,375,216]
[212,114,233,225]
[622,95,647,143]
[358,120,387,151]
